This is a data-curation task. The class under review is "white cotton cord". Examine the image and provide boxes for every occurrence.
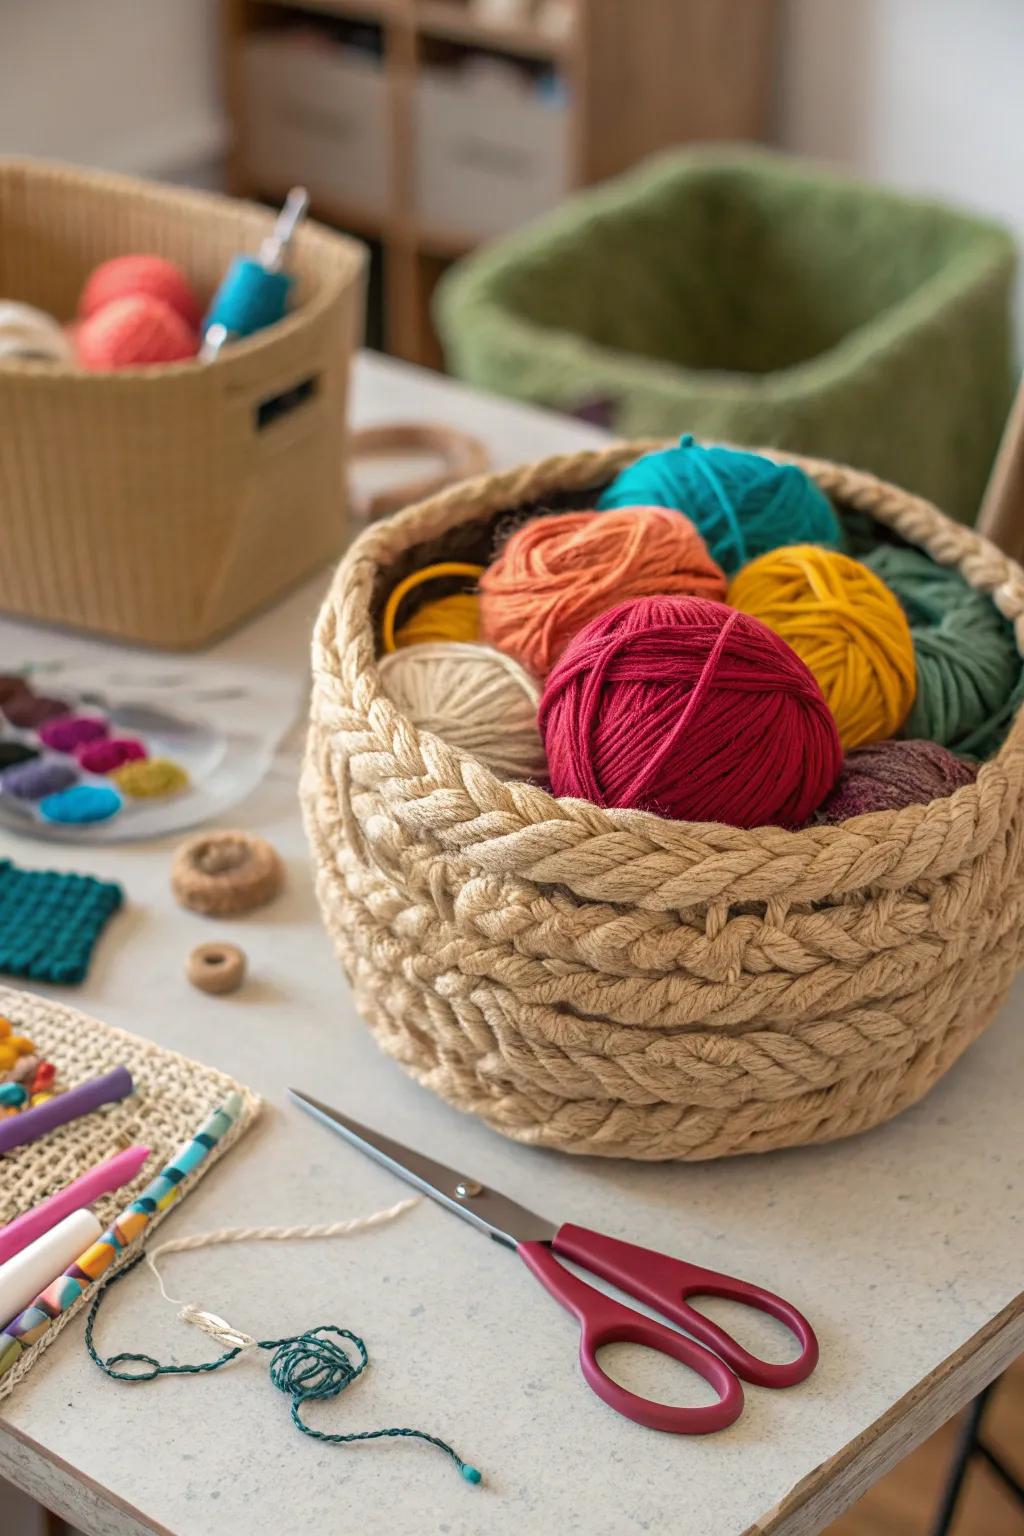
[142,1196,421,1350]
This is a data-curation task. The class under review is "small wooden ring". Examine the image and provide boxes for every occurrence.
[171,831,284,916]
[349,422,490,523]
[187,943,246,995]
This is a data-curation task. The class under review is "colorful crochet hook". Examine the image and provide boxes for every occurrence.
[0,1144,150,1265]
[0,1066,133,1156]
[0,1093,241,1381]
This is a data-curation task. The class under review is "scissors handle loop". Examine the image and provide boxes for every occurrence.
[518,1240,744,1434]
[554,1224,819,1390]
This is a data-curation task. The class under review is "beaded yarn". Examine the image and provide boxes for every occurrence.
[85,1246,481,1488]
[0,859,123,984]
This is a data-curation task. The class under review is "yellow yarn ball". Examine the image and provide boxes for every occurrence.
[382,561,484,653]
[728,545,916,750]
[394,592,479,648]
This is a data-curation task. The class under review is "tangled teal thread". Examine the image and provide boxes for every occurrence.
[84,1254,481,1486]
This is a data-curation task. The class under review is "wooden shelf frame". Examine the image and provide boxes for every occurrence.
[223,0,777,364]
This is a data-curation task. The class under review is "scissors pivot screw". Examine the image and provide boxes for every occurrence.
[454,1180,483,1200]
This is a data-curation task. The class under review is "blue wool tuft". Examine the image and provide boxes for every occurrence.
[597,435,842,576]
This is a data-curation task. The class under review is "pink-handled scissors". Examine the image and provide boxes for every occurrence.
[290,1090,819,1435]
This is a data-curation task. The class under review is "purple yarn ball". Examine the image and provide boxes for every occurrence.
[816,739,978,824]
[1,758,79,801]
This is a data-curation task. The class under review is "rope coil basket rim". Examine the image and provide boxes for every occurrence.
[302,439,1024,1161]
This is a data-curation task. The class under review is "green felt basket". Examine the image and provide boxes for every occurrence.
[436,148,1017,523]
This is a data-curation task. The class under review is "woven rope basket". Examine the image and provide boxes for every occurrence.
[0,159,364,648]
[302,441,1024,1161]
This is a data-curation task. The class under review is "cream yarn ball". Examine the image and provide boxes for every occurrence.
[0,301,73,363]
[378,641,546,781]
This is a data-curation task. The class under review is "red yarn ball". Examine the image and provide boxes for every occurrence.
[539,595,843,828]
[76,294,198,370]
[79,254,203,330]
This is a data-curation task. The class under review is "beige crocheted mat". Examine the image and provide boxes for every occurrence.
[0,984,260,1401]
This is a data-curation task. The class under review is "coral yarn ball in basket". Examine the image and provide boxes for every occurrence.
[539,594,842,827]
[480,506,726,676]
[76,294,198,370]
[79,253,203,330]
[729,545,916,751]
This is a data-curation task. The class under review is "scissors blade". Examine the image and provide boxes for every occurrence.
[289,1089,557,1249]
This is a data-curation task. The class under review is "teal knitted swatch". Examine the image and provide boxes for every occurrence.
[0,859,123,984]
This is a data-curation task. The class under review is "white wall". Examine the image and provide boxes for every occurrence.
[777,0,1024,338]
[0,0,225,183]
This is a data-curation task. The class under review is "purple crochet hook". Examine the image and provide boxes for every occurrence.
[0,1066,134,1156]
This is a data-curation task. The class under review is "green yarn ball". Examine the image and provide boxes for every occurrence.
[864,544,1022,757]
[597,435,842,576]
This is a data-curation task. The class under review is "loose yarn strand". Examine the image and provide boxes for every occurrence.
[84,1199,483,1487]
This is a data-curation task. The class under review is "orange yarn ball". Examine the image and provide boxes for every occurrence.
[77,295,198,371]
[480,506,727,676]
[79,254,203,330]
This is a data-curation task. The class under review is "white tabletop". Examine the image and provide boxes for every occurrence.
[1,353,1022,1536]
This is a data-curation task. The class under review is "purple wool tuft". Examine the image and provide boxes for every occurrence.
[1,758,80,801]
[816,739,978,824]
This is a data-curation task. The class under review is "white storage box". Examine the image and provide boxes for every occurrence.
[240,35,389,217]
[414,64,569,240]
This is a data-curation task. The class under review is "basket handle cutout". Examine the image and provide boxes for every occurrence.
[256,375,319,432]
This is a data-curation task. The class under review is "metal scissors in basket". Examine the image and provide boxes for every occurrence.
[290,1090,819,1435]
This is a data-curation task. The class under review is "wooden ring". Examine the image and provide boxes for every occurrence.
[187,943,246,995]
[171,831,284,916]
[348,423,490,522]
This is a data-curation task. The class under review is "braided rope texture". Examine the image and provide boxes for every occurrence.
[301,441,1024,1162]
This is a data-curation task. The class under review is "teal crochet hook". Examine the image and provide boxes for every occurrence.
[200,186,309,361]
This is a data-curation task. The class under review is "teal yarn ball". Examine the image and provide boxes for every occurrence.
[597,435,842,576]
[863,544,1022,758]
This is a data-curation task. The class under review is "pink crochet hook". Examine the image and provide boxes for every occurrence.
[290,1091,819,1435]
[0,1144,150,1266]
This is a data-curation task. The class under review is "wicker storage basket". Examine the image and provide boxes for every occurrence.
[303,443,1024,1161]
[0,160,365,648]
